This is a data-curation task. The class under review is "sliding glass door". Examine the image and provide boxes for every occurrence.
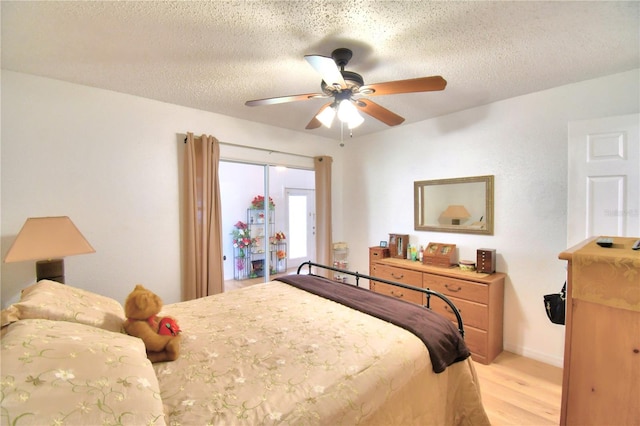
[219,161,315,289]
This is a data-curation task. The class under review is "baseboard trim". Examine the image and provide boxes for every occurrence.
[503,343,564,367]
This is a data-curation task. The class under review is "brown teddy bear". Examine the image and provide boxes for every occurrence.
[123,284,181,363]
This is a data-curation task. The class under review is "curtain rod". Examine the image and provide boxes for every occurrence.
[184,136,315,160]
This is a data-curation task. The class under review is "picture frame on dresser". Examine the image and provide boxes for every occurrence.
[388,233,409,259]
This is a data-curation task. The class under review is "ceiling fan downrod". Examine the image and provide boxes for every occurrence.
[331,48,353,70]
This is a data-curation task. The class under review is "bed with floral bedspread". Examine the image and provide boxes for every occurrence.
[1,272,490,425]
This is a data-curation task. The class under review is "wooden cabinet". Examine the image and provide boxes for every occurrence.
[558,237,640,425]
[369,252,505,364]
[476,248,496,273]
[423,242,457,267]
[368,246,389,271]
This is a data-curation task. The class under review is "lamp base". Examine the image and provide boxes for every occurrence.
[36,259,65,283]
[452,219,461,225]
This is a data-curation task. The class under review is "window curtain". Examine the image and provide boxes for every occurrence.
[183,133,224,300]
[314,156,333,274]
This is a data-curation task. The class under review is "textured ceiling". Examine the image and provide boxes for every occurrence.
[2,1,639,139]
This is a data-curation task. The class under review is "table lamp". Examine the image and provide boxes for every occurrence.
[3,216,95,283]
[440,205,471,225]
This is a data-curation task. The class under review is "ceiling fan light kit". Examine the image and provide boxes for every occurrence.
[313,100,364,130]
[316,105,336,128]
[337,100,364,129]
[245,48,447,133]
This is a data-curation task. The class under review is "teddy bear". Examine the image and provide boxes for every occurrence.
[123,284,181,363]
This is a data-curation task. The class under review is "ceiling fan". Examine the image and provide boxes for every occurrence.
[245,48,447,130]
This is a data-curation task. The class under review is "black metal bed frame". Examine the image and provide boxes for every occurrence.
[295,261,465,338]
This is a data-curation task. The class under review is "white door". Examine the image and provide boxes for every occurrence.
[285,188,316,267]
[567,114,640,246]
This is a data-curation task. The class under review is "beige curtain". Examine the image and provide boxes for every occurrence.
[314,156,333,274]
[183,133,224,300]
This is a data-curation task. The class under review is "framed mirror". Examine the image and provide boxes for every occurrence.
[414,175,494,235]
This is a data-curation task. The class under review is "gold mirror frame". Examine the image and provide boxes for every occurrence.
[414,175,494,235]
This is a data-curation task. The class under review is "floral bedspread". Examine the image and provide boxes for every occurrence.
[156,281,489,425]
[1,319,165,425]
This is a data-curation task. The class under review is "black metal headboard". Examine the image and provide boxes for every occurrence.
[296,261,465,337]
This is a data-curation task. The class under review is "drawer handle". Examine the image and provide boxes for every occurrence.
[391,273,404,279]
[444,284,462,292]
[390,290,404,298]
[444,305,461,313]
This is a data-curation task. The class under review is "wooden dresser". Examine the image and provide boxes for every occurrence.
[558,237,640,425]
[369,248,505,364]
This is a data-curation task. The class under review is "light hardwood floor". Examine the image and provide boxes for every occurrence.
[224,272,293,292]
[224,278,563,425]
[474,351,563,425]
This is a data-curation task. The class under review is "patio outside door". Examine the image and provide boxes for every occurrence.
[286,188,316,268]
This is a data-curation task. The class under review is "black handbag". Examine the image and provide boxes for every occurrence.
[544,282,566,325]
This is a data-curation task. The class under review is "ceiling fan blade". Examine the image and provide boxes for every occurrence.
[305,102,333,129]
[304,55,347,89]
[363,76,447,97]
[355,99,405,126]
[245,93,325,107]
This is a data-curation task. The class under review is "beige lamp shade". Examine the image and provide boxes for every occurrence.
[440,205,471,225]
[4,216,95,263]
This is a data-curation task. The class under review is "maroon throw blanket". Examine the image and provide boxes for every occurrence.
[276,274,470,373]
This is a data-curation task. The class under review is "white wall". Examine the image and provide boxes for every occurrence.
[2,69,638,367]
[0,71,343,307]
[341,69,640,366]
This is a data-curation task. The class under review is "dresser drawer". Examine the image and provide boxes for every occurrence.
[371,282,424,305]
[430,295,488,330]
[464,326,488,363]
[424,274,488,304]
[370,257,504,364]
[372,263,423,287]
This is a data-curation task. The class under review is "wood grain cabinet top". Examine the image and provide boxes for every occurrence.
[558,237,640,425]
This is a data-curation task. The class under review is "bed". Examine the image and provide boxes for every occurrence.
[1,262,490,425]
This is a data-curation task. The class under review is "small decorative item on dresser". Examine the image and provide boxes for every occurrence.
[423,242,457,267]
[459,260,476,272]
[476,248,496,273]
[388,234,409,259]
[369,246,390,261]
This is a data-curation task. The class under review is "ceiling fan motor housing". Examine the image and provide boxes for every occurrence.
[331,48,353,68]
[321,70,364,95]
